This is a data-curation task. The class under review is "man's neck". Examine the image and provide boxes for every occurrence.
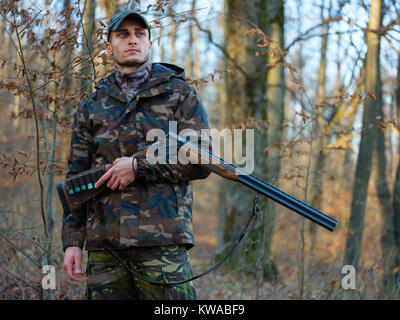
[113,59,152,101]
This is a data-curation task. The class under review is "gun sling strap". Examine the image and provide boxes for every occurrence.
[96,195,263,286]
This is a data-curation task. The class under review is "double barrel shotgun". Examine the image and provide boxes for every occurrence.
[57,132,338,232]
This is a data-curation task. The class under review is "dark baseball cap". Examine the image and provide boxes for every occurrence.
[107,11,151,42]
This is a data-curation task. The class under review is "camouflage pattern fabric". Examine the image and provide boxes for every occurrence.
[114,58,152,102]
[86,245,196,300]
[62,62,211,251]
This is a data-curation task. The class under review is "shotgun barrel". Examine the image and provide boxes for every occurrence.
[168,132,338,232]
[238,174,337,231]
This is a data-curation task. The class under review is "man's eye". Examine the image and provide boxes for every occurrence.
[137,32,145,37]
[119,32,128,37]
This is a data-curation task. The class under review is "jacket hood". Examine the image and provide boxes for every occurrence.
[151,62,185,80]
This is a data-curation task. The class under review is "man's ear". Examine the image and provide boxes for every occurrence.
[148,40,153,52]
[106,41,113,55]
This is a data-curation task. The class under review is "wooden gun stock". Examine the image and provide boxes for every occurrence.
[56,164,112,214]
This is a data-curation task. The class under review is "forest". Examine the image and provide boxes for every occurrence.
[0,0,399,300]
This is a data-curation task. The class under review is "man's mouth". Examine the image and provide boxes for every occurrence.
[126,48,140,54]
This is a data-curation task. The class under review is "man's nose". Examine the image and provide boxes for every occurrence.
[128,34,138,44]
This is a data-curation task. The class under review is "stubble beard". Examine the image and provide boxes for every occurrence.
[115,51,150,69]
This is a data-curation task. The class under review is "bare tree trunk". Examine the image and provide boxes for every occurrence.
[343,0,382,269]
[80,0,96,94]
[100,0,119,20]
[375,98,397,293]
[218,0,268,267]
[309,0,331,253]
[44,110,57,300]
[217,0,230,250]
[159,21,165,62]
[186,0,199,80]
[392,54,400,290]
[41,0,58,300]
[218,0,284,282]
[168,1,176,64]
[331,63,366,185]
[262,0,285,281]
[99,0,119,76]
[62,0,74,116]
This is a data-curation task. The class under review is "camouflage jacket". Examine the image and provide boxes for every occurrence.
[62,63,211,251]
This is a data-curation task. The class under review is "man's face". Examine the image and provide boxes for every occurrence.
[106,19,152,71]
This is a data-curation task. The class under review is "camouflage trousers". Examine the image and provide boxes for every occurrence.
[86,244,196,300]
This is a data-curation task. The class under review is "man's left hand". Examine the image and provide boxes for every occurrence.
[95,157,136,191]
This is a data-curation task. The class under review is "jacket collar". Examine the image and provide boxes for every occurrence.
[95,63,185,104]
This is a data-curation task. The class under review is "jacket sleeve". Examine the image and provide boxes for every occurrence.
[61,101,93,251]
[134,81,212,184]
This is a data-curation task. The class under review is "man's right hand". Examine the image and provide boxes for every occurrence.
[94,157,136,191]
[63,246,87,282]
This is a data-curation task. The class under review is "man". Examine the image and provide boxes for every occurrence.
[62,11,211,300]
